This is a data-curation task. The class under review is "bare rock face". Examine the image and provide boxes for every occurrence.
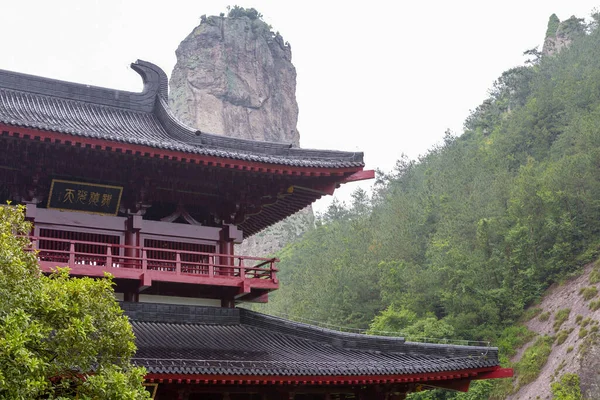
[580,334,600,399]
[542,14,585,57]
[169,14,300,146]
[238,206,315,257]
[169,12,313,257]
[506,263,600,400]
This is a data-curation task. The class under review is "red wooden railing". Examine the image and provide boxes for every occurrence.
[25,236,278,283]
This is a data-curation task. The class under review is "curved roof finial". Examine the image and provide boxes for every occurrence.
[130,60,169,101]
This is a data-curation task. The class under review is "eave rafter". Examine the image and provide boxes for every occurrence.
[144,367,513,390]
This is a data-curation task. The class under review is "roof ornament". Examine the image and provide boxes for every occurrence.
[130,60,169,102]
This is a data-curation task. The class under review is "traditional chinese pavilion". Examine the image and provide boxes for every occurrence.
[0,60,511,399]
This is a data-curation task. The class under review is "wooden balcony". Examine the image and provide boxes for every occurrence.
[26,235,279,303]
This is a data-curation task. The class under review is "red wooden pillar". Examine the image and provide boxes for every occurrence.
[219,225,234,308]
[219,224,243,308]
[219,225,235,272]
[127,215,143,265]
[124,215,142,302]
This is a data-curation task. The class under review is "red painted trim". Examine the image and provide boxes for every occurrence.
[38,262,278,290]
[144,366,505,386]
[425,368,513,392]
[472,368,513,380]
[342,170,375,183]
[1,124,364,176]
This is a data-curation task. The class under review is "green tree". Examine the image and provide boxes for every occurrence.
[551,373,583,400]
[546,14,561,37]
[368,306,455,340]
[227,5,263,20]
[0,205,148,399]
[263,11,600,396]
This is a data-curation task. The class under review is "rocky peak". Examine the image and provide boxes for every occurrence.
[169,11,299,146]
[542,14,586,56]
[169,9,313,257]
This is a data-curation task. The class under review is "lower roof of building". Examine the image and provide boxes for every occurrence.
[122,302,500,377]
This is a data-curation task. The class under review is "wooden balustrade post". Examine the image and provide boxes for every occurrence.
[142,250,148,272]
[106,246,112,268]
[219,226,235,277]
[208,255,214,277]
[69,242,75,266]
[271,260,278,282]
[176,252,181,275]
[127,215,142,269]
[238,256,245,278]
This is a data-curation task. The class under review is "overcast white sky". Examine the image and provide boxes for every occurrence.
[1,1,598,213]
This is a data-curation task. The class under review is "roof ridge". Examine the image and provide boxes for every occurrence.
[0,60,164,113]
[0,85,155,116]
[239,308,497,355]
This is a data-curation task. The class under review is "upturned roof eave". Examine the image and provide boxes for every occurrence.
[0,121,364,173]
[0,60,366,168]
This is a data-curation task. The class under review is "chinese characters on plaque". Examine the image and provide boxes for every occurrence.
[47,180,123,216]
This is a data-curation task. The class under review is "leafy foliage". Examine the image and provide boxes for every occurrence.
[227,5,263,20]
[520,307,542,321]
[551,373,583,399]
[555,329,570,345]
[554,309,571,332]
[0,205,148,399]
[590,263,600,283]
[546,14,561,37]
[368,306,455,340]
[495,326,536,361]
[515,336,554,388]
[579,286,598,300]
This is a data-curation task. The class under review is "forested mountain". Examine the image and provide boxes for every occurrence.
[257,12,600,399]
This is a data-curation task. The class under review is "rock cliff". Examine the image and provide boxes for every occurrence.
[169,10,313,256]
[169,13,300,146]
[542,14,586,56]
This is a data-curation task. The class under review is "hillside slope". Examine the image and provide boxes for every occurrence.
[255,12,600,399]
[507,264,600,399]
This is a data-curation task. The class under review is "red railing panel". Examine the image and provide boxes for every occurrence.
[24,235,279,290]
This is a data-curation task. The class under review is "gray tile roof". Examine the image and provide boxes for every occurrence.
[122,302,500,377]
[0,61,364,169]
